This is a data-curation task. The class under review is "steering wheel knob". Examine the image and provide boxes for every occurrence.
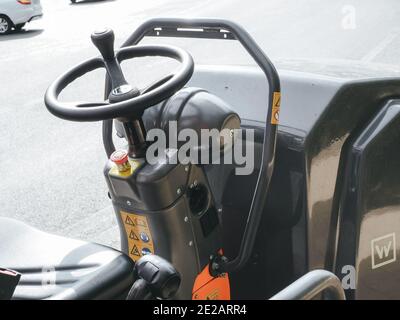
[90,28,140,103]
[91,28,116,61]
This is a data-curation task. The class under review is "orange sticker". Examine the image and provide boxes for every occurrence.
[192,252,230,300]
[192,272,230,300]
[271,92,281,125]
[120,211,155,262]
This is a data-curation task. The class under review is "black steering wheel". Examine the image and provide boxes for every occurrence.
[44,29,194,122]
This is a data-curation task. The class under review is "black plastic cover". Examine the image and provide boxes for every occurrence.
[0,218,135,300]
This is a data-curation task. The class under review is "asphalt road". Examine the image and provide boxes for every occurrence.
[1,0,400,249]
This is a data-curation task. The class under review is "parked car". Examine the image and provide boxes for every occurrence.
[0,0,42,34]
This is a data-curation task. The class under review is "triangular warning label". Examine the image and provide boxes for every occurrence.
[125,215,135,226]
[135,217,147,227]
[129,230,139,240]
[131,245,140,257]
[274,96,281,108]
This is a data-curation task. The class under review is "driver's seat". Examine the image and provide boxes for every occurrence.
[0,217,135,300]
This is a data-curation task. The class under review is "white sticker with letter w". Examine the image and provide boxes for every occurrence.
[371,233,396,269]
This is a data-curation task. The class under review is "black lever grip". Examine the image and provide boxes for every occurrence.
[91,28,116,61]
[91,28,140,103]
[132,255,181,299]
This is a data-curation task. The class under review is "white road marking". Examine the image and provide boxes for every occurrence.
[361,30,400,62]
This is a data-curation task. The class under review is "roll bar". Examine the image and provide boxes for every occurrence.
[270,270,346,300]
[103,18,281,274]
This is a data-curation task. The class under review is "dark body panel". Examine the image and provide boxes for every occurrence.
[335,101,400,299]
[188,66,400,299]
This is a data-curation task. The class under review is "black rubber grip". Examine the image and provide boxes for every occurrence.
[91,28,115,61]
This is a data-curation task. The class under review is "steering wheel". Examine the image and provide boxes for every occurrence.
[44,29,194,122]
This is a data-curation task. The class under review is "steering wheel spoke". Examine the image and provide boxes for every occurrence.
[76,101,110,108]
[140,74,175,95]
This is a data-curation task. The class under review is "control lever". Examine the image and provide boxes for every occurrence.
[126,255,181,300]
[91,28,140,103]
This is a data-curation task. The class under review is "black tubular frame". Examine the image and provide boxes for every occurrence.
[103,18,281,274]
[270,270,346,300]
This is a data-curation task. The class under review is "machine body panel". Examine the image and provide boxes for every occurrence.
[186,65,400,299]
[105,147,225,299]
[335,100,400,299]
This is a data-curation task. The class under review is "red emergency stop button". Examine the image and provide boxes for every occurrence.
[110,150,131,173]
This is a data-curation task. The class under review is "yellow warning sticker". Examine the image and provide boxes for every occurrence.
[271,92,281,125]
[120,211,155,262]
[109,160,142,177]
